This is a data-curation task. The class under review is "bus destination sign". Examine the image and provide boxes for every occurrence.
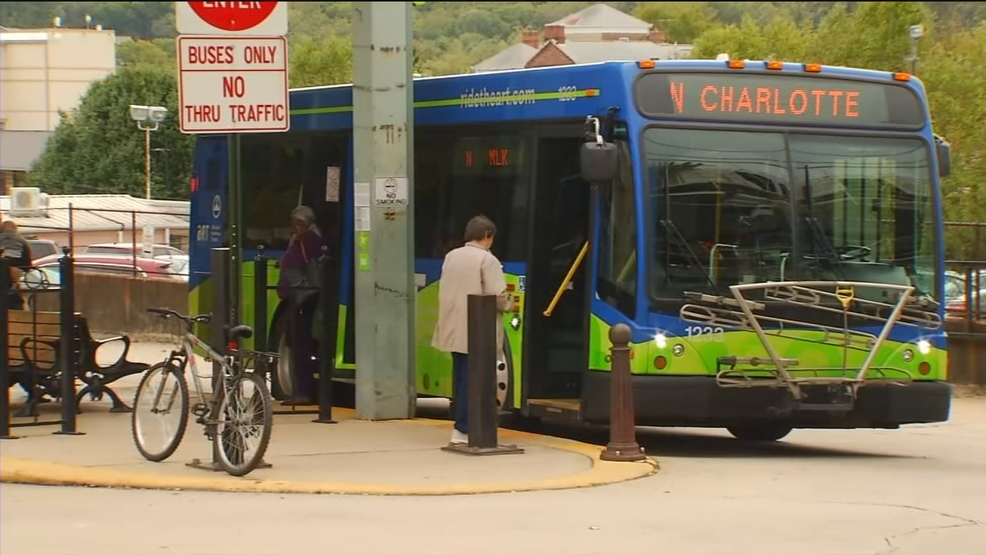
[635,72,924,127]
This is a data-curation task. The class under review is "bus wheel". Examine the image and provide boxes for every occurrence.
[270,321,294,401]
[726,423,793,442]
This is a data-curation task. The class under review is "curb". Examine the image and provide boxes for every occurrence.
[0,414,658,496]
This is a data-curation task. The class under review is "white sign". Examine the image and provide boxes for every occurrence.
[178,36,289,134]
[374,177,408,207]
[141,227,156,258]
[175,2,288,36]
[325,166,340,202]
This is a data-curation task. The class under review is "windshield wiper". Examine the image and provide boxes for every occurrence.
[802,166,846,280]
[660,219,721,296]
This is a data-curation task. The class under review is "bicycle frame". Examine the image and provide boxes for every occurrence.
[154,330,240,431]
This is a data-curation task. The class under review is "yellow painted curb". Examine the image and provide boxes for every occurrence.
[0,415,658,496]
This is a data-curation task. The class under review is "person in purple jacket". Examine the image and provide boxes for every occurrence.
[277,206,324,404]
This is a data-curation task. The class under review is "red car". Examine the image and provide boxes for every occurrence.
[32,253,184,282]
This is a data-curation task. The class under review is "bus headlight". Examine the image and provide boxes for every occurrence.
[903,349,914,362]
[654,333,668,349]
[917,340,931,355]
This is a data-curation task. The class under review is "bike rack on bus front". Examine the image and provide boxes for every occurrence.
[679,281,943,410]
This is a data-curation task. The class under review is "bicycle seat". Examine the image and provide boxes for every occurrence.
[228,325,254,342]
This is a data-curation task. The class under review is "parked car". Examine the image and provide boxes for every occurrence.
[32,253,185,282]
[26,239,60,261]
[83,243,189,281]
[945,287,986,320]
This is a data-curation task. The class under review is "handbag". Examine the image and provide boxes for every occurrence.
[282,240,321,304]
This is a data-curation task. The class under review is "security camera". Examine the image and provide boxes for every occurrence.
[909,25,923,39]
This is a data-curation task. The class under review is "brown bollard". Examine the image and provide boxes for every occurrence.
[601,324,646,462]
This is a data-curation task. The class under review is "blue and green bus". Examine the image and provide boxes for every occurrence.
[188,59,952,441]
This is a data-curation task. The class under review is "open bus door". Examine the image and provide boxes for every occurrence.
[524,117,618,421]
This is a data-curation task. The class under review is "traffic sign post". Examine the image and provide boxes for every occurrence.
[177,36,289,134]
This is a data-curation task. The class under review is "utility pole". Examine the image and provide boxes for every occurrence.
[351,2,416,420]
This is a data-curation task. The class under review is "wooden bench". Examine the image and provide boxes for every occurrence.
[6,310,150,416]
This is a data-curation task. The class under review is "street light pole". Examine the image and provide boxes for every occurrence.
[145,128,151,199]
[129,104,169,200]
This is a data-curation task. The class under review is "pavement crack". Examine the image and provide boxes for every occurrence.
[877,522,980,555]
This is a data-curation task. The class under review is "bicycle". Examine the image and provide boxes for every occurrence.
[131,308,275,476]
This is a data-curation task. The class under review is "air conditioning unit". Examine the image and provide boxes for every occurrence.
[10,187,42,216]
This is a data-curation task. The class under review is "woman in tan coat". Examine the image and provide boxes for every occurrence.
[432,215,512,445]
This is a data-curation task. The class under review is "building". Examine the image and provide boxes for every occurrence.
[0,193,190,253]
[473,4,692,73]
[0,26,117,191]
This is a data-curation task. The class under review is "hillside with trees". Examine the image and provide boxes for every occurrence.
[7,1,984,237]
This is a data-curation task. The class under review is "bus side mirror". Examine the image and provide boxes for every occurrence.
[580,140,618,183]
[935,135,951,178]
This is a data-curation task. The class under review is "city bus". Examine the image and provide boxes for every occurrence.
[187,59,953,441]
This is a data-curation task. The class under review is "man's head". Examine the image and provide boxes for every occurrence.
[463,215,497,249]
[2,221,17,233]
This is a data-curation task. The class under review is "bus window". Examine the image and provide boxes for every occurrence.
[415,127,531,262]
[791,135,936,297]
[596,138,637,318]
[645,128,793,306]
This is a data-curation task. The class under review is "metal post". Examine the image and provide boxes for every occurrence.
[443,295,522,456]
[189,247,229,471]
[352,2,416,420]
[601,324,646,462]
[68,204,75,254]
[145,128,151,199]
[314,246,337,424]
[227,134,242,328]
[131,210,138,277]
[0,258,16,439]
[253,247,268,353]
[55,248,82,435]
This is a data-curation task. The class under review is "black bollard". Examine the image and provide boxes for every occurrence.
[55,248,83,435]
[253,246,268,354]
[600,324,645,462]
[442,294,522,456]
[313,246,336,424]
[0,258,14,440]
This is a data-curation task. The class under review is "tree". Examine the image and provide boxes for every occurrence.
[116,39,174,75]
[29,67,194,200]
[691,15,766,60]
[289,36,353,88]
[634,2,717,43]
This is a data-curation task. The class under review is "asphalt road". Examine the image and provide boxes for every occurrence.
[2,396,984,555]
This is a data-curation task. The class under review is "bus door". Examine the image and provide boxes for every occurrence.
[524,129,591,413]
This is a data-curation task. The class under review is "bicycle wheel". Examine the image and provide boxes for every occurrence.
[214,372,272,476]
[132,362,189,462]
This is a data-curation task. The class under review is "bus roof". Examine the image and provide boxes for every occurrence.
[268,60,927,133]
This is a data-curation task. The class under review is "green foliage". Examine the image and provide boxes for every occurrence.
[116,39,175,75]
[29,68,194,200]
[290,36,353,88]
[634,2,717,43]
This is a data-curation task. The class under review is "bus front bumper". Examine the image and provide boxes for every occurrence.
[580,371,952,429]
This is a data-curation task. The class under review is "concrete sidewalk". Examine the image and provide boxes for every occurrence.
[1,343,657,495]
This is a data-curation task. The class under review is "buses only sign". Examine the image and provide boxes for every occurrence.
[178,36,289,133]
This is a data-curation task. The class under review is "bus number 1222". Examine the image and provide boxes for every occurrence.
[686,326,725,342]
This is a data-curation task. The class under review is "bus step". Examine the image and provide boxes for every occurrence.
[528,399,581,421]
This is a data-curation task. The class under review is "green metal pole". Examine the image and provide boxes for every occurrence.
[228,134,242,326]
[352,2,416,420]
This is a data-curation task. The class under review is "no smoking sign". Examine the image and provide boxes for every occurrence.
[176,1,287,36]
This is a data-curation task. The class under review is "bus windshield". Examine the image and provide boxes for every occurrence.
[644,127,937,308]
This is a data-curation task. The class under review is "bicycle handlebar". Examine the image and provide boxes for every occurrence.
[147,307,212,324]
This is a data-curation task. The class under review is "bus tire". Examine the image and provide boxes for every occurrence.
[726,423,793,442]
[447,335,516,421]
[270,316,293,401]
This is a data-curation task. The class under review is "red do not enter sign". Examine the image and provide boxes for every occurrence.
[188,1,279,32]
